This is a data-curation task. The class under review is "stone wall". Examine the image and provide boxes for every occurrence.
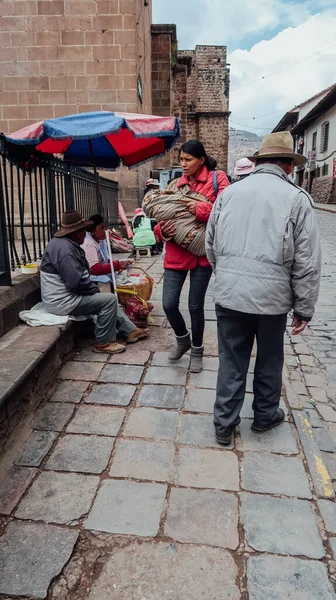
[193,45,229,114]
[151,24,177,170]
[0,0,153,215]
[311,176,336,204]
[152,39,230,173]
[184,46,230,171]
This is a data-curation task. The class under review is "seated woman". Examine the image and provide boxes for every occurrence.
[132,208,158,255]
[82,214,133,286]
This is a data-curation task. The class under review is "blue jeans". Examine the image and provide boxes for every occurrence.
[162,266,212,346]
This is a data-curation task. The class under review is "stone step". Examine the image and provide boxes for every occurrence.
[0,322,74,433]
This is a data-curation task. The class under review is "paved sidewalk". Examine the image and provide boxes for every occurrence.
[0,246,336,599]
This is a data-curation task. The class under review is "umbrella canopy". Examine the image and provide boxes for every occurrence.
[5,111,180,169]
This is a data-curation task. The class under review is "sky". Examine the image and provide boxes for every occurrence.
[153,0,336,134]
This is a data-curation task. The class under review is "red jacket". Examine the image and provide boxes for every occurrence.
[154,166,230,270]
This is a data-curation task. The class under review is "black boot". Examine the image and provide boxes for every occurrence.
[189,345,204,373]
[251,408,285,433]
[168,333,191,361]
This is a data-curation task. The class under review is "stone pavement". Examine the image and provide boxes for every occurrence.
[1,215,336,599]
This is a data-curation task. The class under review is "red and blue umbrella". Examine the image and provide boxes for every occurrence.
[5,111,180,169]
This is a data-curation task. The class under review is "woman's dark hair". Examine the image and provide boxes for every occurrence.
[87,214,104,233]
[133,215,144,229]
[179,140,217,171]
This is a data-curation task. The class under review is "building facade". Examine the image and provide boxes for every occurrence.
[273,84,336,204]
[0,0,153,215]
[0,1,230,214]
[151,24,230,178]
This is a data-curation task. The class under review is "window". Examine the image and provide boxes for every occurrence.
[322,164,329,176]
[312,131,317,150]
[320,122,329,153]
[315,167,321,178]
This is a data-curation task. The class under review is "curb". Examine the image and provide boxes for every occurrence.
[315,206,336,214]
[283,377,335,500]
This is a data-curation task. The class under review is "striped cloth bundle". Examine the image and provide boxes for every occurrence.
[142,183,211,256]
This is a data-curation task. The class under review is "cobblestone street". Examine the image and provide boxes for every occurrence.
[0,209,336,599]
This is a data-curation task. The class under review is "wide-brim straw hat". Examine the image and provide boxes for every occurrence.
[54,210,93,238]
[247,131,307,166]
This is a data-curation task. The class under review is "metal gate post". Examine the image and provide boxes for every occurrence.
[47,169,57,237]
[0,169,11,286]
[65,167,75,211]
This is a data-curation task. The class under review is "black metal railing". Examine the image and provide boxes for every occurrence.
[0,142,118,285]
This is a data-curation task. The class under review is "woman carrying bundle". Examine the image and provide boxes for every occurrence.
[149,140,230,372]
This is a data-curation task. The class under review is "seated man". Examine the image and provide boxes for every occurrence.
[40,210,149,354]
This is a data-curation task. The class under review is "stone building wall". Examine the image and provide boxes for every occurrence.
[151,24,176,170]
[151,37,230,174]
[184,45,230,171]
[311,176,336,204]
[0,0,153,215]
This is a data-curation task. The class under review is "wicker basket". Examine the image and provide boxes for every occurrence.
[116,266,154,306]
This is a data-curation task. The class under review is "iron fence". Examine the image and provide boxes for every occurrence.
[0,141,118,285]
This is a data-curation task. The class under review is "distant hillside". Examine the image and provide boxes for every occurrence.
[228,128,262,175]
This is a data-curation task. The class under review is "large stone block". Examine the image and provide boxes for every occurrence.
[16,431,58,467]
[0,521,78,599]
[45,434,114,474]
[16,471,99,524]
[175,447,239,490]
[110,439,175,482]
[123,407,179,441]
[242,493,325,558]
[85,383,136,406]
[88,542,240,600]
[137,384,185,409]
[247,555,336,600]
[242,453,311,498]
[32,402,75,431]
[165,487,239,549]
[66,405,125,436]
[179,413,234,449]
[144,366,187,386]
[99,364,144,384]
[85,480,167,536]
[0,466,37,515]
[239,419,298,454]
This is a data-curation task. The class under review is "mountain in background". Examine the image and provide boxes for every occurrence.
[228,128,262,175]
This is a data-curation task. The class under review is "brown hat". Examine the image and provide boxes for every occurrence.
[54,210,93,238]
[247,131,307,166]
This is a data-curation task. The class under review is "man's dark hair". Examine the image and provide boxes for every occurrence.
[255,157,293,167]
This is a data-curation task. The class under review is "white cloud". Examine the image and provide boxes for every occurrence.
[153,0,335,49]
[229,11,336,133]
[153,2,336,135]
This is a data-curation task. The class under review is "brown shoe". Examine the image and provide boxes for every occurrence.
[126,328,149,344]
[92,341,126,354]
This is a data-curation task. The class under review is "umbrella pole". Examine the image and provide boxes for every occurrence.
[105,229,117,292]
[88,139,103,215]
